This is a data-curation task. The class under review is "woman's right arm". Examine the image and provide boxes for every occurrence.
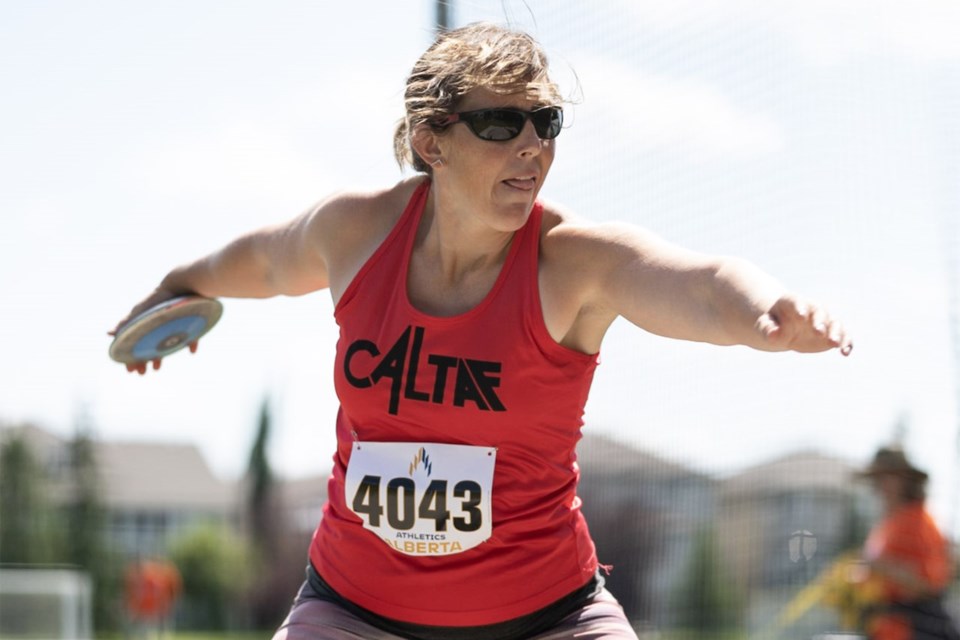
[160,203,333,300]
[110,192,349,373]
[114,197,336,322]
[111,181,417,373]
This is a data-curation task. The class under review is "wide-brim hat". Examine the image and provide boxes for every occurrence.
[857,446,928,480]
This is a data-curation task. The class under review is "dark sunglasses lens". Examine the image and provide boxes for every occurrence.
[532,108,563,139]
[461,108,563,141]
[467,110,525,141]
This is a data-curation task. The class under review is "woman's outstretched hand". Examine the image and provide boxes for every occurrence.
[108,287,199,375]
[757,296,853,356]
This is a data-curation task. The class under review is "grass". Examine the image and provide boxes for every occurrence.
[169,633,267,640]
[97,632,267,640]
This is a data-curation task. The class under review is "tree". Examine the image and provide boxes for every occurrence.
[169,523,252,630]
[244,397,299,630]
[63,424,106,568]
[62,416,120,633]
[673,527,742,636]
[0,433,60,563]
[247,398,279,557]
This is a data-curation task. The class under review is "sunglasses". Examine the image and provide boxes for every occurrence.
[439,106,563,141]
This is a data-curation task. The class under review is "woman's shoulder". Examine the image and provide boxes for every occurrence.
[312,177,426,299]
[537,199,657,263]
[314,177,425,231]
[535,199,628,351]
[306,177,424,255]
[537,199,592,248]
[535,198,694,302]
[536,199,623,291]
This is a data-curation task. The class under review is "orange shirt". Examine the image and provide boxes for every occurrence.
[863,503,953,640]
[125,560,182,620]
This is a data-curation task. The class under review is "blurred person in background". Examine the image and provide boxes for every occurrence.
[857,446,959,640]
[124,556,181,639]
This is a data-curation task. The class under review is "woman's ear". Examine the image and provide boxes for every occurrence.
[411,124,444,169]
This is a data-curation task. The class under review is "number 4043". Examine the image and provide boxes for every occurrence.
[351,475,483,532]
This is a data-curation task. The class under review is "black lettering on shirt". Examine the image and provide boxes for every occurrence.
[343,325,506,415]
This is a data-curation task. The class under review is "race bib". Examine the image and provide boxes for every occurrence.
[344,442,496,556]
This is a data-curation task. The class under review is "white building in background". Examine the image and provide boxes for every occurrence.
[717,450,875,636]
[1,423,330,560]
[96,439,238,555]
[0,424,236,558]
[717,450,873,590]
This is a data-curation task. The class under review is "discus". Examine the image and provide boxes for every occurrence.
[109,295,223,364]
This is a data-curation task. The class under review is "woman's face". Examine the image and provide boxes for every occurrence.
[432,87,557,232]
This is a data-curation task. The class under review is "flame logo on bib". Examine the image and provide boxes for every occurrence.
[409,447,432,476]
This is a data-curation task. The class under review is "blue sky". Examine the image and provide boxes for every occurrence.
[2,1,959,535]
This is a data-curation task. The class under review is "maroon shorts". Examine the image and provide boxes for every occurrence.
[272,587,639,640]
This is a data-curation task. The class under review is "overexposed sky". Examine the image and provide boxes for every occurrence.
[2,1,958,534]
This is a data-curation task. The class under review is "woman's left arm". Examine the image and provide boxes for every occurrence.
[580,221,852,355]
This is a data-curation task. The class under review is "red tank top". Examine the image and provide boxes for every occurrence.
[309,180,600,626]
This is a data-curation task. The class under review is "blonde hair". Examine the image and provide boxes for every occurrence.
[393,22,563,173]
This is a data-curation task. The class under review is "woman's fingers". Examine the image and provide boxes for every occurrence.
[764,297,852,356]
[120,340,200,376]
[126,362,148,375]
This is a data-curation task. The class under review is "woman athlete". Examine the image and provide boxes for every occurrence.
[114,22,853,640]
